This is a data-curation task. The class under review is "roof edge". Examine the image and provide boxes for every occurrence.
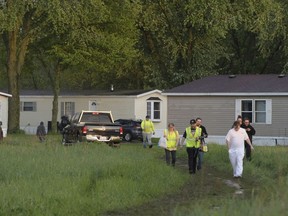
[0,92,12,97]
[162,92,288,96]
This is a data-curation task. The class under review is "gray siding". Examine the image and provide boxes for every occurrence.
[167,96,288,137]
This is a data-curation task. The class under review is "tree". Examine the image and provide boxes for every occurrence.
[217,0,288,75]
[137,0,232,88]
[0,0,49,133]
[21,0,141,132]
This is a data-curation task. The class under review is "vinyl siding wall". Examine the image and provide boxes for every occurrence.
[19,92,167,135]
[167,96,288,138]
[0,95,9,137]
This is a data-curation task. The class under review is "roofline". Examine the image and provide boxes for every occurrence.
[0,92,12,97]
[19,89,163,98]
[20,95,139,98]
[136,89,162,98]
[162,92,288,96]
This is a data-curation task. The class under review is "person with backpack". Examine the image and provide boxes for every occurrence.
[162,123,179,166]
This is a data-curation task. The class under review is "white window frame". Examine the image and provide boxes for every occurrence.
[147,100,161,122]
[20,101,37,112]
[61,102,75,118]
[235,99,272,124]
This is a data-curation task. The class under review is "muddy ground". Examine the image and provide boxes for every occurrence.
[103,156,254,216]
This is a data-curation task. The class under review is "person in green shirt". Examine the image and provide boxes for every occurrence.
[141,115,155,148]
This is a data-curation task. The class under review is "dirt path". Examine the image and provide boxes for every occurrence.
[103,157,253,216]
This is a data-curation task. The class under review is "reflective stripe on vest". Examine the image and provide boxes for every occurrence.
[185,126,202,148]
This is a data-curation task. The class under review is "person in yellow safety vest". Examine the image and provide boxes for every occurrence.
[141,115,155,148]
[163,123,180,166]
[181,119,202,174]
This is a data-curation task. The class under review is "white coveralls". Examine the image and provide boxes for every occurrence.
[225,128,249,177]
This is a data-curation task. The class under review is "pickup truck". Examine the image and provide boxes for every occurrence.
[61,111,123,145]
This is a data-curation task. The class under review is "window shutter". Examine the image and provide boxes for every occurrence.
[235,99,241,118]
[61,102,64,116]
[266,99,272,124]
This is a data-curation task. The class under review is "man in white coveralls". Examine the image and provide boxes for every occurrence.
[226,120,254,178]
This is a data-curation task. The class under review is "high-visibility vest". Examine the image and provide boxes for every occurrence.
[164,129,179,150]
[141,120,154,133]
[185,126,202,148]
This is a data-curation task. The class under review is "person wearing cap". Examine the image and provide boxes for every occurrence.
[226,120,254,178]
[181,119,202,174]
[141,115,155,148]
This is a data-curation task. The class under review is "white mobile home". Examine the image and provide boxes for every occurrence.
[0,91,12,137]
[20,89,167,136]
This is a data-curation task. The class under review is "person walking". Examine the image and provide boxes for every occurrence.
[241,117,256,161]
[163,123,179,166]
[141,115,155,148]
[0,121,3,142]
[196,117,208,171]
[36,121,46,142]
[181,119,202,174]
[226,121,254,178]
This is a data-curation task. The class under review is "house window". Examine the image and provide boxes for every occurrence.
[236,99,271,124]
[61,102,75,117]
[20,102,37,112]
[147,97,161,121]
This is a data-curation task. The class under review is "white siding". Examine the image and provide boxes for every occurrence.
[19,90,167,135]
[0,95,9,137]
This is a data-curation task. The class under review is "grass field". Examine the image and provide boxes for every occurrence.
[0,135,188,215]
[0,135,288,216]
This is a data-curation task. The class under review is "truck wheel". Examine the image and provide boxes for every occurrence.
[124,133,132,142]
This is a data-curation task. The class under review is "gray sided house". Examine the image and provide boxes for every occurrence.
[19,89,167,136]
[163,74,288,146]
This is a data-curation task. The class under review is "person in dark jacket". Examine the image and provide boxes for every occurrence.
[241,117,256,161]
[36,121,46,142]
[0,121,3,142]
[196,117,208,170]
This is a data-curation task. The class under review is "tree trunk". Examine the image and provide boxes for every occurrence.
[6,30,20,133]
[51,62,61,134]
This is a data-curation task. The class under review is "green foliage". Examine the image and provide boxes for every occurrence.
[217,0,288,75]
[137,0,232,88]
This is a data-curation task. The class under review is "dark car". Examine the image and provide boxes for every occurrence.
[114,119,142,142]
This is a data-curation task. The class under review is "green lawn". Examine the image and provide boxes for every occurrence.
[0,135,188,215]
[0,135,288,216]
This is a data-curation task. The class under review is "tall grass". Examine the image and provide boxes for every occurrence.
[174,144,288,216]
[0,135,188,215]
